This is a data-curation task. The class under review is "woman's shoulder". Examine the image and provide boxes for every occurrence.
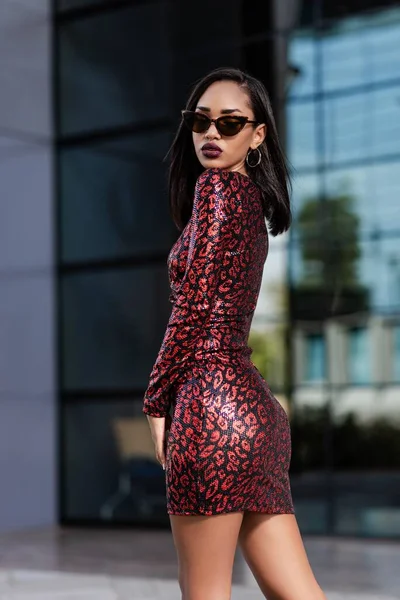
[196,167,245,188]
[196,167,259,193]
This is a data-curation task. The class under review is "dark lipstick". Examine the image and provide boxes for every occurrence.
[201,143,222,159]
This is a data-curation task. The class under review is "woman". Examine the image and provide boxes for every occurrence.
[143,67,326,600]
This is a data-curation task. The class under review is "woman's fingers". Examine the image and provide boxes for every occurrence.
[155,435,166,470]
[146,415,167,470]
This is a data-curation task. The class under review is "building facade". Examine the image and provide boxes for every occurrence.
[52,0,400,537]
[0,0,55,533]
[287,1,400,536]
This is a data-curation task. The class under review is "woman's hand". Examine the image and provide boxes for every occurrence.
[146,413,172,470]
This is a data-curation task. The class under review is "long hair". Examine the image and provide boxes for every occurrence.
[166,66,292,236]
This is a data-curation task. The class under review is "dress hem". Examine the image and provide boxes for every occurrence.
[167,507,295,517]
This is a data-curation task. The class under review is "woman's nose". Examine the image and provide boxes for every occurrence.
[204,121,220,138]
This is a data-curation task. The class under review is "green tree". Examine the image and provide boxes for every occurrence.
[297,181,361,289]
[294,179,369,318]
[249,282,288,387]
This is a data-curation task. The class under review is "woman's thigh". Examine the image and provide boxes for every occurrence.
[238,512,327,600]
[170,512,244,600]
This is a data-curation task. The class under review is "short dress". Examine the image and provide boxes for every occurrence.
[143,167,294,516]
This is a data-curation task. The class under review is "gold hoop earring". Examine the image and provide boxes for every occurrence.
[246,147,262,168]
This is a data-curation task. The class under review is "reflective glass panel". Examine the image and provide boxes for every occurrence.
[61,265,171,391]
[60,130,173,263]
[58,3,170,134]
[63,400,168,524]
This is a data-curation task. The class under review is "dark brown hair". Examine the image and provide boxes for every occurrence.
[166,66,292,236]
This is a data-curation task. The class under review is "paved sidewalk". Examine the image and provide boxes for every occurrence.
[0,527,398,599]
[0,570,399,600]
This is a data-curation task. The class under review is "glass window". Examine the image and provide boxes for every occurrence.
[287,30,316,99]
[290,388,331,535]
[323,93,369,165]
[172,0,241,56]
[249,319,288,396]
[61,265,170,391]
[290,171,370,320]
[393,325,400,382]
[322,163,400,315]
[251,239,289,396]
[322,6,400,88]
[325,166,400,316]
[367,7,400,84]
[286,100,318,170]
[326,163,400,239]
[63,400,168,524]
[256,241,289,322]
[331,386,400,536]
[58,3,170,135]
[60,130,174,263]
[382,236,400,314]
[348,327,370,384]
[286,1,400,539]
[321,23,367,93]
[304,333,325,382]
[289,172,320,287]
[369,85,400,158]
[58,0,105,9]
[323,86,400,166]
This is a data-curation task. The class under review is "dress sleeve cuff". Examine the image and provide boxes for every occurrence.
[142,404,169,418]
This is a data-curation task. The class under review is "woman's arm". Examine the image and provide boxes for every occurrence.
[142,168,241,417]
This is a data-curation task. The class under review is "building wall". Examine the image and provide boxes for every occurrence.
[288,1,400,537]
[0,0,55,532]
[55,0,278,525]
[54,0,400,538]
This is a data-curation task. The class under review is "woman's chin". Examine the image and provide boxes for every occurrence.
[198,156,225,169]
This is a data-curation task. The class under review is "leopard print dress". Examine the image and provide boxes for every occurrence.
[143,167,294,516]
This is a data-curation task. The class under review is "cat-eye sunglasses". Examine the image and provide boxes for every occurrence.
[181,109,259,137]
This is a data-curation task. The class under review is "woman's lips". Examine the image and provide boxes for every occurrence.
[202,149,222,158]
[201,144,222,159]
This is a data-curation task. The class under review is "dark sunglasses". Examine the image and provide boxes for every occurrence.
[181,109,259,137]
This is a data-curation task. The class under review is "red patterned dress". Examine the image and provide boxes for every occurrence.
[143,167,294,516]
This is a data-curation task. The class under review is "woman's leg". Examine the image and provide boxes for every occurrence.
[170,512,244,600]
[238,513,327,600]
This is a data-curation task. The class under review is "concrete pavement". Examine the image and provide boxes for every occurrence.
[0,527,398,599]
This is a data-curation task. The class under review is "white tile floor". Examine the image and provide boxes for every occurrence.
[0,527,398,599]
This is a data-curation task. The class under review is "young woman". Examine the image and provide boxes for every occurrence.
[143,67,326,600]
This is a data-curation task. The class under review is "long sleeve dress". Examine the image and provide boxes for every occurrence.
[143,167,294,516]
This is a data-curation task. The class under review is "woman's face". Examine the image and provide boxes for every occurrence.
[192,80,266,175]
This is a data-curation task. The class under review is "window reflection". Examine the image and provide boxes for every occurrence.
[323,86,400,165]
[61,266,170,391]
[249,320,288,399]
[290,384,330,535]
[321,7,400,92]
[286,101,318,169]
[321,23,367,92]
[331,384,400,536]
[291,179,369,320]
[60,131,173,262]
[393,325,400,382]
[305,333,325,382]
[58,0,103,9]
[367,8,400,83]
[287,31,316,98]
[64,400,168,524]
[56,0,400,537]
[288,3,400,537]
[252,242,289,400]
[348,327,370,384]
[323,93,371,165]
[59,3,170,134]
